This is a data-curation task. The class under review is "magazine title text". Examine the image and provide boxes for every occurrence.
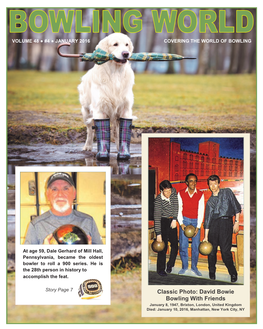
[10,9,254,34]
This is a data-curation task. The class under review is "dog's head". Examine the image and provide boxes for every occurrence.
[96,33,134,65]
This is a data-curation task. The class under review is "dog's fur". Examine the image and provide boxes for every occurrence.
[78,33,136,151]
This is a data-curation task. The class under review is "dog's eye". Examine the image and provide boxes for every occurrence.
[126,43,128,46]
[113,43,118,46]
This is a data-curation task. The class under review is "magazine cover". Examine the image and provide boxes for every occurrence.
[6,1,259,326]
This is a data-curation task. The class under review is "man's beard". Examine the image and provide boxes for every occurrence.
[53,199,71,214]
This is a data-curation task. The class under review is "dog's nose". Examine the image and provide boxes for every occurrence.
[122,51,129,59]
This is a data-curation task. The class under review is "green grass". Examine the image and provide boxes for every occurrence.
[7,71,256,132]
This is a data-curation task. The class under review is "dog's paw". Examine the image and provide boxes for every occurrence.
[82,144,92,152]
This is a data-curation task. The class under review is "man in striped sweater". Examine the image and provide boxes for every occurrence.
[154,180,179,276]
[177,173,205,276]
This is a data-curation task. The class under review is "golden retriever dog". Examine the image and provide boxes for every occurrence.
[78,33,136,156]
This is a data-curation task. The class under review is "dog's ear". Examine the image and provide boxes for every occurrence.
[128,37,134,53]
[95,35,109,51]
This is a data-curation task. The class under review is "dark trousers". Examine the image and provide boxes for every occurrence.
[208,217,237,276]
[157,218,178,273]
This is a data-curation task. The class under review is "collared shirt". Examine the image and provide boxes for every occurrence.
[177,187,205,228]
[204,188,242,229]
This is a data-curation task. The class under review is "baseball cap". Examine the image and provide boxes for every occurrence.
[47,172,75,188]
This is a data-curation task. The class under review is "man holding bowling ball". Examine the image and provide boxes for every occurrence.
[24,172,102,245]
[154,180,179,276]
[177,173,205,276]
[203,174,241,282]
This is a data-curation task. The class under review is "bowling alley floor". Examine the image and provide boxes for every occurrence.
[148,256,244,285]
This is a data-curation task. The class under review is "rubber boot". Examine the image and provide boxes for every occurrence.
[117,118,133,161]
[92,119,110,161]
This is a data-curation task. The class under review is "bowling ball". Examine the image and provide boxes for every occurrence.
[184,225,196,238]
[199,241,213,255]
[151,239,165,253]
[50,224,88,245]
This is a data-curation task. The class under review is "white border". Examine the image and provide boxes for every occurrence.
[141,133,250,317]
[15,166,111,306]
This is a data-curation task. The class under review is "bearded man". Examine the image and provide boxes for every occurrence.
[24,172,102,245]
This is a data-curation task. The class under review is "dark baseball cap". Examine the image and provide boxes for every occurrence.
[47,172,75,188]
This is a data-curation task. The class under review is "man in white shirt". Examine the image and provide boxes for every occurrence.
[177,173,204,276]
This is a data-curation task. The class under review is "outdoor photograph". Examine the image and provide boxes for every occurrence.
[147,136,245,285]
